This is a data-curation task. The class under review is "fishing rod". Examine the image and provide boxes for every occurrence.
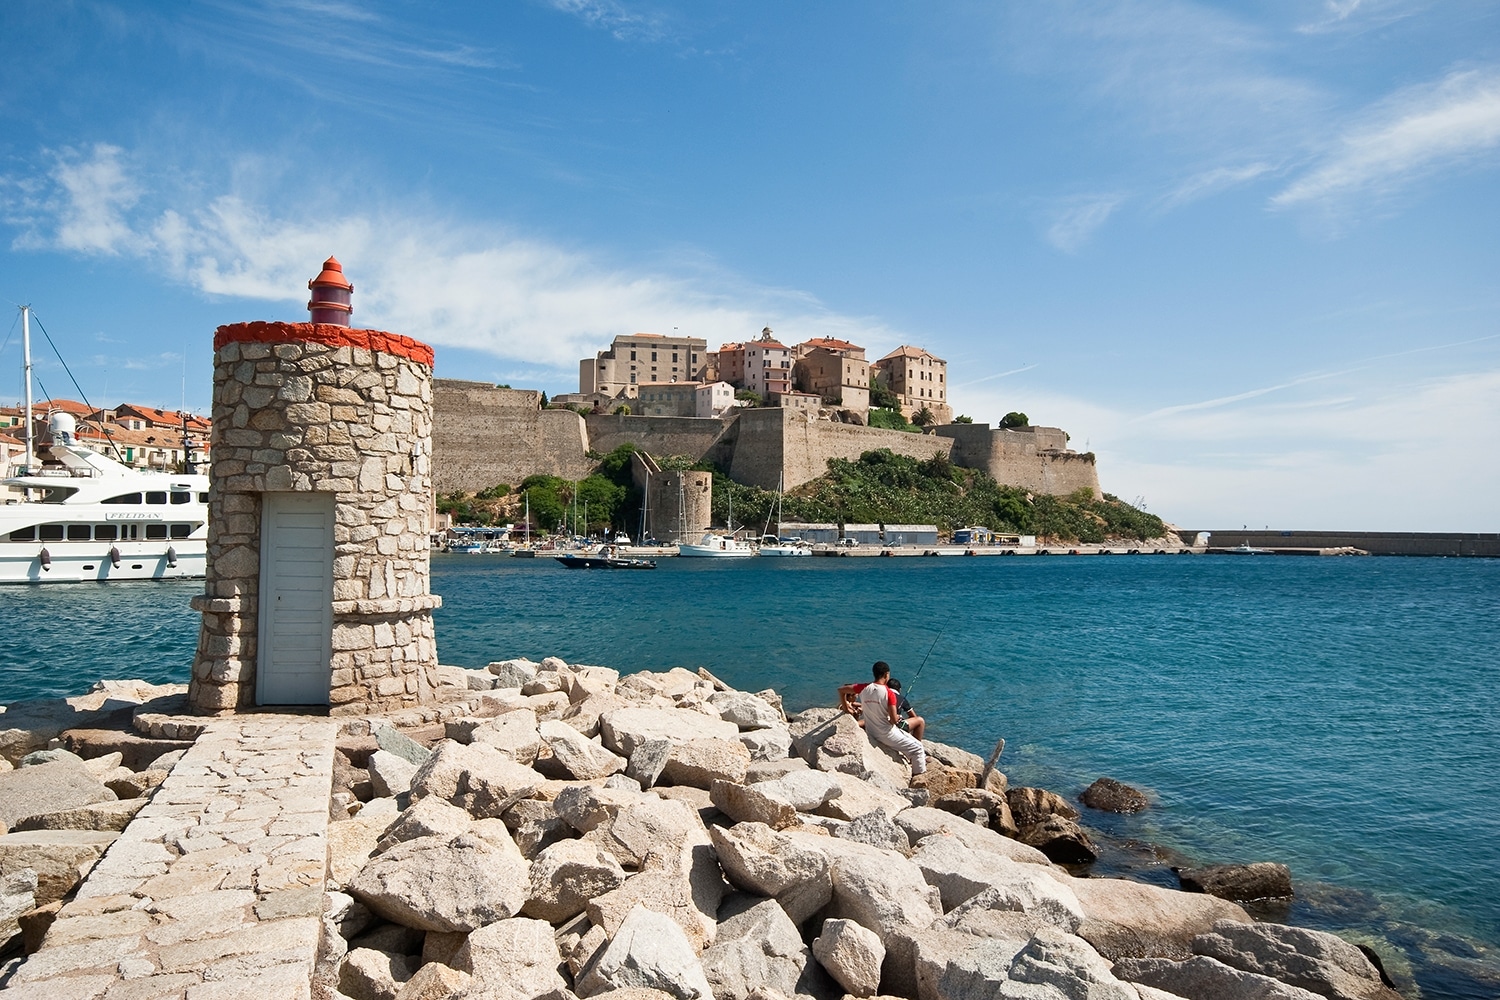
[903,632,942,700]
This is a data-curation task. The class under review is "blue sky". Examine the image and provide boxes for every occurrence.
[2,0,1497,530]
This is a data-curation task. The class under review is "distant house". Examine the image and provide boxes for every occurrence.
[872,345,951,425]
[580,333,709,396]
[793,337,870,413]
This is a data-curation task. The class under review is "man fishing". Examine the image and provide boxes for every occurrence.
[838,661,927,779]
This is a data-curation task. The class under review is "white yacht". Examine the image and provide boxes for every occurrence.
[678,531,755,558]
[1,412,209,584]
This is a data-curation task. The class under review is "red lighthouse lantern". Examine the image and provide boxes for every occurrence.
[307,256,353,326]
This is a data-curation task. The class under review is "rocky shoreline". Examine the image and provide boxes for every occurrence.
[0,661,1406,1000]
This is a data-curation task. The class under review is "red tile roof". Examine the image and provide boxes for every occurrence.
[800,337,864,352]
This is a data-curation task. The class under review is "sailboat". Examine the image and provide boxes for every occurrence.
[757,474,811,557]
[678,476,753,558]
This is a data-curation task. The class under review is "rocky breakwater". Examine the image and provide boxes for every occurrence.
[320,655,1404,1000]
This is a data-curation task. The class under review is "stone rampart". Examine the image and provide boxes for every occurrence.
[432,379,1098,497]
[935,423,1100,497]
[432,381,593,493]
[585,412,737,467]
[189,321,440,715]
[730,408,955,490]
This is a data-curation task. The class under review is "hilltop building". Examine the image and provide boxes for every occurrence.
[792,337,870,414]
[579,333,708,397]
[634,380,737,418]
[872,345,951,425]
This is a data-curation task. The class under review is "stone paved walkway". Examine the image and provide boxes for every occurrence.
[3,715,335,1000]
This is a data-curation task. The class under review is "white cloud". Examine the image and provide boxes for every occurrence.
[950,360,1500,531]
[20,146,909,375]
[1274,68,1500,208]
[1045,194,1123,252]
[50,144,141,255]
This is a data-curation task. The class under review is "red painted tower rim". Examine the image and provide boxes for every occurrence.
[309,256,353,291]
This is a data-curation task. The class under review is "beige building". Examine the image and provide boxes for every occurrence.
[872,345,952,424]
[742,328,793,400]
[793,337,870,413]
[580,333,709,396]
[635,382,699,417]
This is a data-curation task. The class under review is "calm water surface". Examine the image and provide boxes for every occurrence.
[2,554,1496,997]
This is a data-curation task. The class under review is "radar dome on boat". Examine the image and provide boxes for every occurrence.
[49,411,77,445]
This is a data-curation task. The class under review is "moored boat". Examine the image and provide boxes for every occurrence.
[2,413,208,584]
[678,531,755,558]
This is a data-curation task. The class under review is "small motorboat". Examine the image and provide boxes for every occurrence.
[555,546,656,570]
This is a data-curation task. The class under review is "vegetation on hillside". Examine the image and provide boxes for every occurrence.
[439,442,1164,544]
[703,449,1165,542]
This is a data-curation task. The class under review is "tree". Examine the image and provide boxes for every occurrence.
[912,406,935,428]
[613,404,631,415]
[735,389,762,406]
[539,391,549,408]
[1000,411,1029,429]
[953,414,974,424]
[869,378,901,410]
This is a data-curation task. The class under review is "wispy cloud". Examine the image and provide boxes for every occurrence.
[1160,162,1276,208]
[1002,2,1323,150]
[1296,0,1425,35]
[954,365,1037,389]
[1046,194,1123,252]
[1273,68,1500,208]
[543,0,668,43]
[11,145,909,375]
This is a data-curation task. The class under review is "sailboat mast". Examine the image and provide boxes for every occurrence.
[21,305,34,475]
[640,474,649,544]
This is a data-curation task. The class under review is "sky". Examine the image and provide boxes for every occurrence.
[1,0,1497,531]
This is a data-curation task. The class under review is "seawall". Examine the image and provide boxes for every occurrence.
[1188,529,1500,557]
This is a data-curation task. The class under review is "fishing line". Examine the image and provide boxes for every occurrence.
[904,632,942,700]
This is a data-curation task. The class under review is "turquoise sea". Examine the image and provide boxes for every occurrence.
[2,554,1497,998]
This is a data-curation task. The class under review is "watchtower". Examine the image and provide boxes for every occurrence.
[188,259,442,714]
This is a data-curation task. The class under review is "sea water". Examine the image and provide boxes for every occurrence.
[1,554,1496,997]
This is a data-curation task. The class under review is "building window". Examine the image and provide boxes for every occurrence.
[630,350,637,361]
[672,352,678,362]
[630,374,636,384]
[651,351,658,361]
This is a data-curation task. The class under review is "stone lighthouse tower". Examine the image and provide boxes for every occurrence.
[188,258,441,714]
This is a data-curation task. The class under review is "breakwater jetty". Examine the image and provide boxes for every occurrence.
[1189,530,1500,557]
[0,660,1408,999]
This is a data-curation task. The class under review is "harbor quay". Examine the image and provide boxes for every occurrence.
[0,658,1406,1000]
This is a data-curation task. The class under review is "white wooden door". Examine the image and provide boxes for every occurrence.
[257,492,334,705]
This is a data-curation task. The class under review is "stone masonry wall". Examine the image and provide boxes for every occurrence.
[431,378,1097,499]
[189,322,442,715]
[645,470,712,543]
[431,381,594,494]
[732,407,957,490]
[935,423,1101,497]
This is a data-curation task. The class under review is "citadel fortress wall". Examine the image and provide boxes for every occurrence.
[432,378,1100,498]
